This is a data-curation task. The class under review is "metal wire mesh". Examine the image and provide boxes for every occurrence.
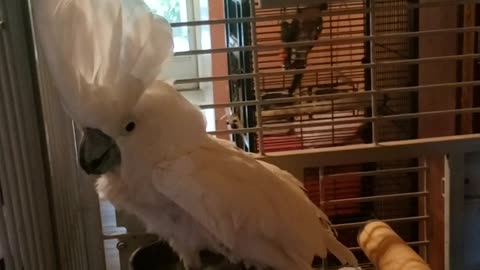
[304,159,427,268]
[164,0,467,267]
[169,0,480,154]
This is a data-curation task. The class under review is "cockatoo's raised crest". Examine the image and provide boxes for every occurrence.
[31,0,173,128]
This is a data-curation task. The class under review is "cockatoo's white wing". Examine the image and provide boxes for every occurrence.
[31,0,173,125]
[153,136,357,269]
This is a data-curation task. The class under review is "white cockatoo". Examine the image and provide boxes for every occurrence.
[31,0,359,269]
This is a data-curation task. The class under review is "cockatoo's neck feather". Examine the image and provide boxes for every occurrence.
[117,81,208,180]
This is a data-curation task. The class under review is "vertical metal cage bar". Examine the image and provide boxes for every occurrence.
[249,0,265,154]
[419,158,429,260]
[444,153,466,270]
[368,0,378,144]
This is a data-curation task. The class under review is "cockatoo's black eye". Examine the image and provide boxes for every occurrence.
[125,122,136,132]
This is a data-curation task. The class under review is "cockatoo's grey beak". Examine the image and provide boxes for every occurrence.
[79,128,121,175]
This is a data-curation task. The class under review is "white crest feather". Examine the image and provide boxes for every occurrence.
[31,0,174,125]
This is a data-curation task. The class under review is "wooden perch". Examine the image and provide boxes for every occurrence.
[357,220,431,270]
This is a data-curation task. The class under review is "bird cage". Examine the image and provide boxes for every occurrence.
[1,0,480,269]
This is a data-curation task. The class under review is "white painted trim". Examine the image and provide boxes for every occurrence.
[258,134,480,179]
[444,153,465,270]
[0,0,57,268]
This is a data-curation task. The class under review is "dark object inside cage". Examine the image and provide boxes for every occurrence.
[225,0,257,152]
[130,241,246,270]
[130,240,328,270]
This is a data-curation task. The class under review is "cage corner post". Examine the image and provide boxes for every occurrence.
[443,152,465,270]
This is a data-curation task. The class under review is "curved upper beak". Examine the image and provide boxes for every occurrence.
[78,128,121,175]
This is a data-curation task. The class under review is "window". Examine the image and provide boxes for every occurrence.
[144,0,192,52]
[143,0,215,131]
[144,0,199,90]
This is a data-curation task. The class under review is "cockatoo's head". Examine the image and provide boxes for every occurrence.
[31,0,197,175]
[77,81,206,175]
